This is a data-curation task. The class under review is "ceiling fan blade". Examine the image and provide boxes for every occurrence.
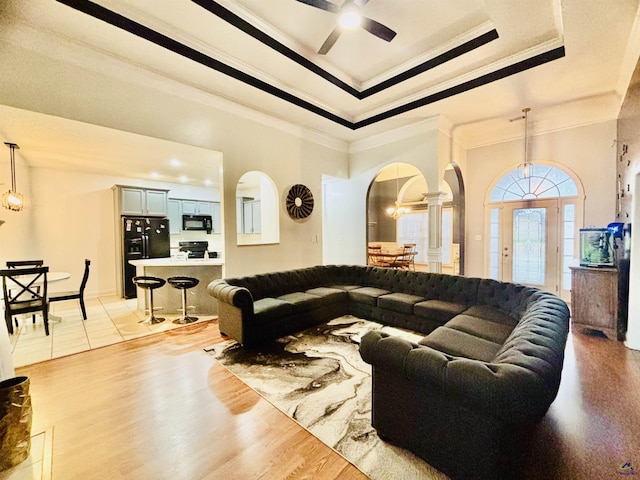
[318,27,342,54]
[360,17,396,42]
[295,0,341,14]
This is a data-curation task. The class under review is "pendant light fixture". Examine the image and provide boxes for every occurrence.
[517,107,532,178]
[386,164,409,220]
[3,142,25,212]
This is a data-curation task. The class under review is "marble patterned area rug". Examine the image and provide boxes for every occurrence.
[204,316,448,480]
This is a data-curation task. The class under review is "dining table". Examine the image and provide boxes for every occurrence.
[369,251,415,269]
[46,272,71,322]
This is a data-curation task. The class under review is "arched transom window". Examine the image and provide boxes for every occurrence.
[489,164,578,202]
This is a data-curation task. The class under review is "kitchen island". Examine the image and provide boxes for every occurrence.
[129,258,223,317]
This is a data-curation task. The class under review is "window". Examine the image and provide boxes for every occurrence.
[397,212,428,264]
[562,204,575,291]
[489,164,578,202]
[489,208,500,280]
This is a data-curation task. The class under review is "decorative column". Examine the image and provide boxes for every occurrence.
[424,192,447,273]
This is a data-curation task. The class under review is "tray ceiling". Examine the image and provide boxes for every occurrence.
[1,0,639,149]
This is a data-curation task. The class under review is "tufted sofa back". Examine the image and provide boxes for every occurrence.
[476,278,540,318]
[226,266,326,300]
[225,265,499,308]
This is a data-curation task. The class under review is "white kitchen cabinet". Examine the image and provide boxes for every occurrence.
[236,197,243,234]
[115,186,169,216]
[145,189,169,216]
[242,200,261,234]
[211,202,221,233]
[181,200,212,215]
[169,199,221,233]
[167,199,182,234]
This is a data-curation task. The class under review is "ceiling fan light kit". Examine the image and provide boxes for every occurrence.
[296,0,397,54]
[339,11,361,29]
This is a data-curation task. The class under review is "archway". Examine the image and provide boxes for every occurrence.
[366,163,464,274]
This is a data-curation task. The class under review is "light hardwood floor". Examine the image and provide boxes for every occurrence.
[7,321,640,479]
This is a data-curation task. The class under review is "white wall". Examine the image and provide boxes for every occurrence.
[463,121,617,277]
[627,172,640,349]
[0,155,36,259]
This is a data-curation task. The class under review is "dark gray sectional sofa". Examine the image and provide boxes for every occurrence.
[208,265,570,479]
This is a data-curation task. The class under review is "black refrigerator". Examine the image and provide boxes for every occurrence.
[122,216,170,298]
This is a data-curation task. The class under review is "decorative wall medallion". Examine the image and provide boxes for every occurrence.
[286,184,314,219]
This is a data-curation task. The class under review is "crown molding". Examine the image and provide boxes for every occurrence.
[349,117,441,153]
[360,21,496,90]
[353,37,564,124]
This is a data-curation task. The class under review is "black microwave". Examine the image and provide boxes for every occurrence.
[182,214,212,233]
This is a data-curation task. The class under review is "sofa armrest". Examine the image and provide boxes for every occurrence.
[208,279,254,312]
[360,330,555,424]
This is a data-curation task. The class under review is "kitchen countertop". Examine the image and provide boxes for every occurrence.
[129,257,224,267]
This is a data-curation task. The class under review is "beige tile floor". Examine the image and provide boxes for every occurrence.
[6,295,216,368]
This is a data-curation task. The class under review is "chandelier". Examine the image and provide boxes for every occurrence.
[3,142,24,212]
[517,107,532,178]
[386,165,409,219]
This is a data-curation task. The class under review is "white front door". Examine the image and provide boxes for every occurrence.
[502,199,560,294]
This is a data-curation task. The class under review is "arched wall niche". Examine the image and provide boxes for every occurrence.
[236,171,280,245]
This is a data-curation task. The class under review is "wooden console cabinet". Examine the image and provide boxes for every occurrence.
[570,266,618,338]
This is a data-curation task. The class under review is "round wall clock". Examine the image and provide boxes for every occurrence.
[286,184,314,220]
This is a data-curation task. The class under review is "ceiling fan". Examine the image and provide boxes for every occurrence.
[295,0,397,55]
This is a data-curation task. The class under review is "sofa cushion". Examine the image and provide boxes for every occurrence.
[329,284,362,291]
[253,298,294,322]
[349,287,391,306]
[378,292,425,314]
[419,327,502,362]
[444,314,515,344]
[414,300,468,323]
[305,287,349,305]
[277,292,324,312]
[463,305,518,327]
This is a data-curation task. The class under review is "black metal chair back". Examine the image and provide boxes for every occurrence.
[6,260,46,325]
[1,266,49,335]
[48,259,91,320]
[6,260,45,269]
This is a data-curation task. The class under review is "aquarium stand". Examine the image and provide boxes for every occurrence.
[570,266,618,339]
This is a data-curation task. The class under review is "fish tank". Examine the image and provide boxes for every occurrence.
[579,228,614,267]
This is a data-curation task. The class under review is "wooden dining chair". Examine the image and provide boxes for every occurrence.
[48,259,90,320]
[1,266,49,335]
[391,244,417,270]
[367,245,382,266]
[6,260,45,326]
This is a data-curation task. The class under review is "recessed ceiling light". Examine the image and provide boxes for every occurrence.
[179,175,187,182]
[204,179,212,186]
[170,159,181,167]
[339,11,361,30]
[150,171,159,178]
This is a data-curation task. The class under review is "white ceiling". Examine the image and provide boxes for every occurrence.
[0,0,639,180]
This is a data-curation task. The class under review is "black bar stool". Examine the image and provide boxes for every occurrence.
[167,276,199,324]
[132,276,166,324]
